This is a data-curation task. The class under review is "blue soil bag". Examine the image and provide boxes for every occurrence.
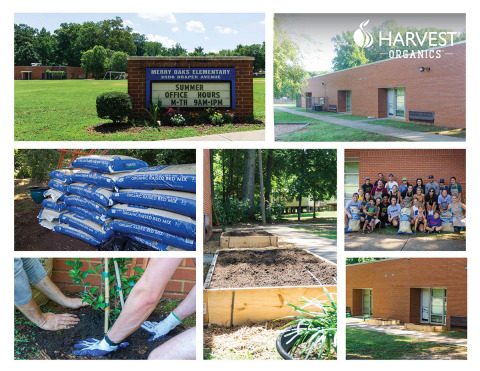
[71,155,148,173]
[397,207,414,235]
[54,223,102,246]
[48,179,69,193]
[64,196,109,215]
[107,204,196,239]
[115,164,196,193]
[126,234,169,251]
[38,208,66,222]
[66,206,111,226]
[111,189,196,218]
[59,212,113,242]
[109,219,195,251]
[49,169,80,184]
[345,206,361,232]
[44,188,66,202]
[42,198,68,212]
[70,170,132,190]
[67,183,115,207]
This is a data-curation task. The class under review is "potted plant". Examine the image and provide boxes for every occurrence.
[276,287,337,360]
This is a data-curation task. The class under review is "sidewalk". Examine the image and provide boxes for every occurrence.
[165,129,265,141]
[250,224,337,264]
[276,107,464,142]
[347,320,467,347]
[345,233,465,251]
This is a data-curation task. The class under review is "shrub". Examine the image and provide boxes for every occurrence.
[214,198,252,224]
[96,91,133,124]
[170,113,186,126]
[223,110,235,123]
[266,200,286,221]
[209,112,224,125]
[144,99,162,126]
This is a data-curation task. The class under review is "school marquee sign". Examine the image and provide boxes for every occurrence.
[146,68,236,108]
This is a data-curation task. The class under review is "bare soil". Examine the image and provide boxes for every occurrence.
[222,229,274,237]
[208,248,336,289]
[14,299,189,360]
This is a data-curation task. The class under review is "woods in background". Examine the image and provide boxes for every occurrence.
[211,149,336,224]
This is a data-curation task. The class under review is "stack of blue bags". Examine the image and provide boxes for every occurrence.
[37,155,196,251]
[109,164,196,251]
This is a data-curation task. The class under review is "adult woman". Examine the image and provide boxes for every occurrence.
[387,196,401,227]
[424,188,438,216]
[449,177,463,201]
[357,188,364,202]
[448,194,466,231]
[413,178,425,195]
[390,184,400,200]
[414,186,425,207]
[401,185,415,208]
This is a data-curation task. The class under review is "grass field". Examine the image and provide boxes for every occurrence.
[15,78,265,141]
[289,224,337,240]
[274,109,405,142]
[365,119,466,138]
[346,327,467,360]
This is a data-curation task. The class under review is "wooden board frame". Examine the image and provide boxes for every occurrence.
[203,248,337,327]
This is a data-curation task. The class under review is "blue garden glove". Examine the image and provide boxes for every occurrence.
[140,312,182,341]
[73,336,129,356]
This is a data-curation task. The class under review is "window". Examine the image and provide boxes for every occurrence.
[395,88,405,118]
[345,157,359,204]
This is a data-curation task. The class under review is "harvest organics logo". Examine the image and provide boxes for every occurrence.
[353,20,373,48]
[353,19,458,58]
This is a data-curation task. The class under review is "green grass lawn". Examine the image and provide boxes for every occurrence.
[346,327,467,360]
[15,79,265,141]
[274,109,405,142]
[365,119,466,138]
[289,225,337,240]
[282,211,337,220]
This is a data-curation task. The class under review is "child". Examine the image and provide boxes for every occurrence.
[410,198,419,232]
[362,199,377,234]
[426,210,443,233]
[414,204,427,233]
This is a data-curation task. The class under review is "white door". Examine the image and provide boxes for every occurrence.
[421,288,430,322]
[387,88,395,117]
[362,289,372,316]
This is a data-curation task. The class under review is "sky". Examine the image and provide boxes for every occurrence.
[275,13,466,71]
[14,13,265,53]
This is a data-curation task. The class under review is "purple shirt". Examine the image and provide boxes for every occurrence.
[427,216,442,228]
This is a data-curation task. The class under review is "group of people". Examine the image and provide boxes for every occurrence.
[345,172,466,234]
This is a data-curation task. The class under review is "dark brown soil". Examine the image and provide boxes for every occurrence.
[208,248,336,289]
[15,302,188,360]
[15,205,95,251]
[222,229,274,237]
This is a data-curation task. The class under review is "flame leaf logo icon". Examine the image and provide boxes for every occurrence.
[353,19,373,48]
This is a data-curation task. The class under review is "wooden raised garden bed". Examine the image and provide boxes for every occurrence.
[219,229,278,248]
[203,248,337,326]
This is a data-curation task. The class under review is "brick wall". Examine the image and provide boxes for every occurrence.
[52,258,195,299]
[345,149,466,200]
[346,258,467,328]
[14,66,88,80]
[127,57,254,118]
[203,149,212,240]
[304,43,466,128]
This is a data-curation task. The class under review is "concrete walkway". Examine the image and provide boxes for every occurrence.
[345,233,465,251]
[165,129,265,141]
[276,106,464,142]
[347,320,467,347]
[248,224,337,264]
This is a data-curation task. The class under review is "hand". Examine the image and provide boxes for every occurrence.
[141,312,182,341]
[40,312,79,331]
[73,337,129,356]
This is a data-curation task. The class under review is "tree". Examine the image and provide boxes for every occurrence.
[132,33,147,56]
[189,46,205,56]
[14,42,39,66]
[242,149,256,218]
[273,27,307,99]
[35,28,57,65]
[81,45,108,78]
[168,43,187,56]
[55,22,82,66]
[107,51,128,72]
[331,31,368,71]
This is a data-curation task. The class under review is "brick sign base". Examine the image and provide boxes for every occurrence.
[128,56,254,119]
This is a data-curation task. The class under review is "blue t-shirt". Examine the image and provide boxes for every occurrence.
[387,204,401,218]
[438,194,451,209]
[346,200,362,210]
